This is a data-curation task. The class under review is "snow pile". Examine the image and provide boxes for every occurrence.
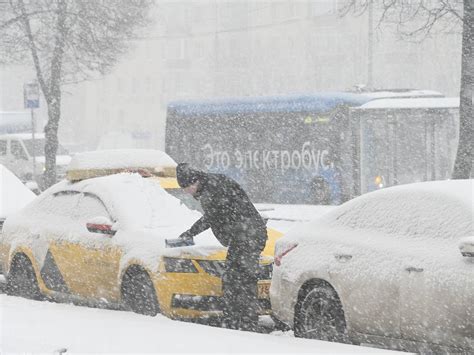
[67,149,177,172]
[0,295,396,353]
[0,164,36,219]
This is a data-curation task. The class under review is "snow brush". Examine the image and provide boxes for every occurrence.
[165,238,195,248]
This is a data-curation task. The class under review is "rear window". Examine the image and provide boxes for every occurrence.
[37,191,81,217]
[75,193,112,223]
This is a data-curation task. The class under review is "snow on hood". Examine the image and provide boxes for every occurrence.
[0,164,36,219]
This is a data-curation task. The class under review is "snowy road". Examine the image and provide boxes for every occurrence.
[0,294,399,353]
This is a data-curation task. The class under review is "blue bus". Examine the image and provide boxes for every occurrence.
[165,90,457,204]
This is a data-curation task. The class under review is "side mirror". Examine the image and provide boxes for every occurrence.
[86,216,116,236]
[459,237,474,257]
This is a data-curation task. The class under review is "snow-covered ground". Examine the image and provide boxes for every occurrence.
[0,294,399,353]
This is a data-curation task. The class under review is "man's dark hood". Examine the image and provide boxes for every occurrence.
[176,163,206,188]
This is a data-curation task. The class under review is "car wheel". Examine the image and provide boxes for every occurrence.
[6,253,43,300]
[121,267,160,316]
[294,283,348,343]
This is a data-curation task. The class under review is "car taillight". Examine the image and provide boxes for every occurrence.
[274,243,298,266]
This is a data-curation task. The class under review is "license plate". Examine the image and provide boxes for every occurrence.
[257,283,270,298]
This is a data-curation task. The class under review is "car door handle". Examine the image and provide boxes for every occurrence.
[405,266,424,273]
[334,254,352,262]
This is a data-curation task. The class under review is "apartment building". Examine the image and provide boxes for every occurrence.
[61,0,461,150]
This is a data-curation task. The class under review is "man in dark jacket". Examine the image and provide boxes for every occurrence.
[176,163,267,332]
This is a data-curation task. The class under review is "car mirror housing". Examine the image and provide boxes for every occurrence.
[459,236,474,257]
[86,216,116,236]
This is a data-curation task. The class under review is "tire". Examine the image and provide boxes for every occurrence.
[121,267,159,316]
[6,253,43,300]
[294,283,348,343]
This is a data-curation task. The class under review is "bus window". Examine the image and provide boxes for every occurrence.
[360,107,459,193]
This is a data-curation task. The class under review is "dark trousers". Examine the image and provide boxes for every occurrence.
[221,222,266,331]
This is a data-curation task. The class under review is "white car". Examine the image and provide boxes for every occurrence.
[0,133,71,184]
[0,164,36,231]
[270,180,473,352]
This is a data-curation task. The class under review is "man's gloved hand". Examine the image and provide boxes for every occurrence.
[165,231,195,248]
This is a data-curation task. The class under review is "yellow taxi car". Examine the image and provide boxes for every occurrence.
[0,150,282,320]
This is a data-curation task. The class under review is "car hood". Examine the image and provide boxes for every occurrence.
[161,227,283,261]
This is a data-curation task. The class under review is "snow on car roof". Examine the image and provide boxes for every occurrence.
[0,164,36,219]
[48,173,197,231]
[318,179,473,240]
[358,97,459,109]
[67,149,177,181]
[282,180,473,250]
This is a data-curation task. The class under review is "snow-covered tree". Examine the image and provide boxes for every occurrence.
[0,0,153,188]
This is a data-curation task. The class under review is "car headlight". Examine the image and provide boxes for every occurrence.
[162,257,198,273]
[197,260,226,277]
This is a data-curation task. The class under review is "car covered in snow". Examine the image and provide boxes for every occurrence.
[0,133,71,185]
[0,150,282,320]
[0,164,36,233]
[270,179,473,352]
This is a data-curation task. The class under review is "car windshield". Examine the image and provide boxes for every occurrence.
[23,138,68,156]
[165,188,203,214]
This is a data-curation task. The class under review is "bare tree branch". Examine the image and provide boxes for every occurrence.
[0,0,154,188]
[17,0,50,101]
[340,0,472,178]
